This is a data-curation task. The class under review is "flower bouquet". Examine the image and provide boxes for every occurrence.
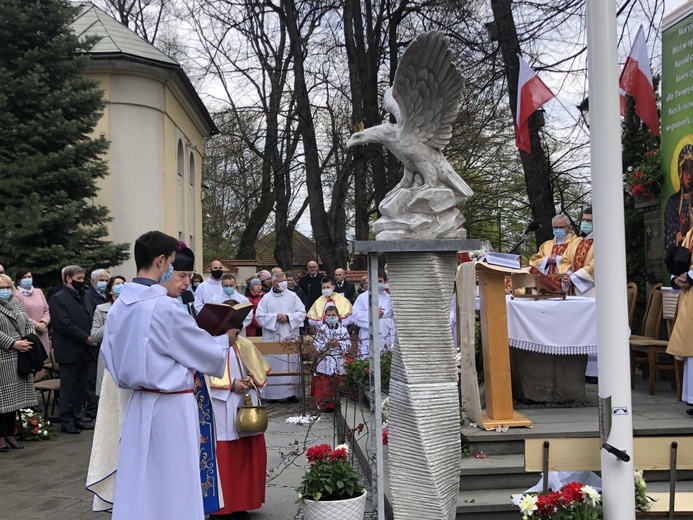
[298,444,367,520]
[518,481,601,519]
[625,148,663,201]
[634,470,654,512]
[16,408,56,440]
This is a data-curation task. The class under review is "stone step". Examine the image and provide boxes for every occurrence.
[459,453,540,490]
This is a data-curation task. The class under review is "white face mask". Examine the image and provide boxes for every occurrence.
[322,288,333,298]
[276,281,288,292]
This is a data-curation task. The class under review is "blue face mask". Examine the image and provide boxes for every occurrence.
[20,278,32,290]
[325,316,339,326]
[377,283,385,293]
[193,282,200,288]
[580,221,593,234]
[553,228,566,240]
[223,286,236,296]
[113,284,123,297]
[160,259,174,284]
[96,281,108,292]
[0,289,12,301]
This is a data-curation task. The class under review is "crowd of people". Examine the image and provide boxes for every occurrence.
[0,231,397,520]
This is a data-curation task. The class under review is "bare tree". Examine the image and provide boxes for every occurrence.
[93,0,170,44]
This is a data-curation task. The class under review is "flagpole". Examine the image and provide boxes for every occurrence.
[585,2,636,519]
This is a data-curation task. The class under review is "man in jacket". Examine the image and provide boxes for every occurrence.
[334,268,356,303]
[49,265,97,434]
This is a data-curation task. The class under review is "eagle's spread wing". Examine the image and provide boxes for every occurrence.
[392,31,463,150]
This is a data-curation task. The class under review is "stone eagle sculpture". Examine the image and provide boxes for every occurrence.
[347,30,473,240]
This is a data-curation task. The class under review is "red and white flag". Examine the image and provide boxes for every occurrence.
[619,25,659,136]
[515,55,555,153]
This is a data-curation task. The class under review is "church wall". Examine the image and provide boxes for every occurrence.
[85,68,207,276]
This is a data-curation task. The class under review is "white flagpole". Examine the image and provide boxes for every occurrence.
[586,2,636,519]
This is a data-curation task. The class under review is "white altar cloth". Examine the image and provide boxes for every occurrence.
[506,296,597,355]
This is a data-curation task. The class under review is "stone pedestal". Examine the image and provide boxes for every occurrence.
[510,348,588,403]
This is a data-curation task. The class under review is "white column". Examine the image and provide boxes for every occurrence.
[586,1,636,518]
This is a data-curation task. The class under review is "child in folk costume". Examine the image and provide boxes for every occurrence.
[311,304,352,411]
[209,333,271,520]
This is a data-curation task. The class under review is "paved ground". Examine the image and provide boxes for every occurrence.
[0,400,358,520]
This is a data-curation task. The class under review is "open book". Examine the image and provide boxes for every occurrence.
[195,302,253,336]
[528,266,566,295]
[483,251,521,269]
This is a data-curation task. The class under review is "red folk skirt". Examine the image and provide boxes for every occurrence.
[311,374,342,411]
[212,434,267,514]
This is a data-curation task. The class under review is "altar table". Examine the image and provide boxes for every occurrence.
[505,296,597,403]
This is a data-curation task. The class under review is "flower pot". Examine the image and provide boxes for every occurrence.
[301,490,367,520]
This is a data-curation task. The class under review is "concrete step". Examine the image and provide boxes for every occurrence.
[459,453,540,490]
[455,487,521,519]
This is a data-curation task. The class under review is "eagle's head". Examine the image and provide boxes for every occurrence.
[346,122,396,149]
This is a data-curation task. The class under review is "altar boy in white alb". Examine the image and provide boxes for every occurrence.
[100,231,236,520]
[256,271,306,400]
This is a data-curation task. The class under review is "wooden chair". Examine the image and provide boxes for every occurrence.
[33,349,60,420]
[630,284,678,395]
[524,437,693,517]
[627,282,638,329]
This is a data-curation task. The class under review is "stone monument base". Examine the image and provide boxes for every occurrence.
[510,349,588,404]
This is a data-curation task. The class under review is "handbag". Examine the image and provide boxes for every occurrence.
[17,333,47,376]
[234,349,268,434]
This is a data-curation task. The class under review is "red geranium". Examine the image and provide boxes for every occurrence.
[330,447,348,461]
[561,481,585,504]
[306,443,331,464]
[382,429,389,445]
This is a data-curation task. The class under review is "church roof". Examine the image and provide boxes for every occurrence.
[254,230,322,269]
[70,2,217,134]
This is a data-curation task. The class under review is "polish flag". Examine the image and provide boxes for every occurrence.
[515,55,555,153]
[619,26,659,136]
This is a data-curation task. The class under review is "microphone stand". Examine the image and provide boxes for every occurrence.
[508,233,532,255]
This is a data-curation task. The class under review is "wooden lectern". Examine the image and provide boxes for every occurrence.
[476,263,532,429]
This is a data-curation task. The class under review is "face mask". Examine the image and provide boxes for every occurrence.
[580,221,593,234]
[160,258,173,283]
[553,228,566,240]
[377,283,385,293]
[325,316,339,326]
[193,282,200,288]
[0,289,11,300]
[211,270,223,280]
[322,288,333,298]
[223,286,236,296]
[71,279,85,292]
[20,278,32,290]
[113,284,123,297]
[276,281,288,292]
[96,281,108,292]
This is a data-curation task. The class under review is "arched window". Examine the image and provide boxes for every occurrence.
[189,151,195,247]
[177,139,184,241]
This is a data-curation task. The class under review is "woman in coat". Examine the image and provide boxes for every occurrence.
[13,268,50,356]
[245,278,264,337]
[0,273,38,451]
[91,276,126,396]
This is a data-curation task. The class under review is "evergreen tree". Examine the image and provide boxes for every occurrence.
[0,0,129,286]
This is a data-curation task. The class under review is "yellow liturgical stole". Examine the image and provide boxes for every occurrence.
[306,293,352,321]
[209,336,271,389]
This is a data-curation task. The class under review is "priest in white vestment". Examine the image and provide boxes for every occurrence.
[255,271,306,400]
[352,270,396,358]
[208,274,252,336]
[100,231,234,520]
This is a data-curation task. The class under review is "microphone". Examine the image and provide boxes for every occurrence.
[181,290,197,318]
[509,222,541,254]
[520,221,541,239]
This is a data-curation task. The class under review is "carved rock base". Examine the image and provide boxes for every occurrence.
[387,251,460,519]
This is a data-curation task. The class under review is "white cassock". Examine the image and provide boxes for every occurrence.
[255,289,306,400]
[352,290,396,358]
[100,282,228,520]
[208,291,253,337]
[194,277,224,313]
[313,323,351,375]
[86,370,132,511]
[210,348,261,441]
